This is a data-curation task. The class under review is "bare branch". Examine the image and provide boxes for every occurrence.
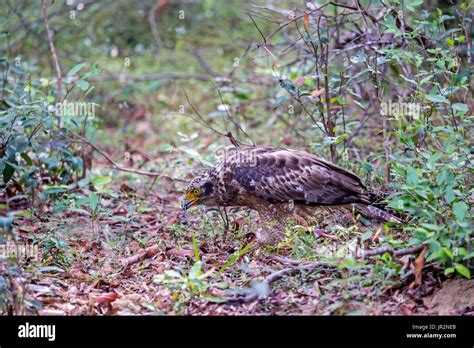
[183,90,252,148]
[217,89,255,146]
[361,245,424,258]
[65,132,180,180]
[41,0,62,129]
[91,72,213,83]
[149,0,165,54]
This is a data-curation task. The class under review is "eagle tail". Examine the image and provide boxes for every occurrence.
[354,203,401,224]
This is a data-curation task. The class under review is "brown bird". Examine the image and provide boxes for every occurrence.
[182,146,399,245]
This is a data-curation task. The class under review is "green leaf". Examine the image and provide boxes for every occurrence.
[67,63,87,79]
[20,152,33,165]
[426,94,449,104]
[444,186,455,204]
[192,232,200,262]
[420,223,442,231]
[454,263,471,279]
[273,96,289,109]
[329,133,348,145]
[91,176,112,190]
[88,192,99,212]
[76,79,90,91]
[406,166,419,186]
[406,0,423,11]
[217,243,252,275]
[164,270,182,279]
[453,201,468,221]
[444,267,454,275]
[452,103,468,113]
[188,261,202,279]
[443,247,454,260]
[2,161,16,183]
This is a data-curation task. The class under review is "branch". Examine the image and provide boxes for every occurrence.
[256,1,360,43]
[91,72,213,83]
[227,244,425,304]
[224,260,332,304]
[183,90,251,148]
[192,48,217,76]
[361,245,424,258]
[217,89,255,146]
[148,0,165,54]
[41,0,62,129]
[66,132,179,180]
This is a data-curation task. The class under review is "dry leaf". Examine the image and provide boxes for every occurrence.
[410,244,428,288]
[120,245,160,267]
[89,292,118,304]
[303,12,309,30]
[310,88,325,97]
[166,248,194,258]
[141,213,157,222]
[162,214,178,232]
[295,76,305,87]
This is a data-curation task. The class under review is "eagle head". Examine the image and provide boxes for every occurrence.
[181,171,216,212]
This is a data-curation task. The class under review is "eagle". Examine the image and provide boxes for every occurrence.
[182,146,399,245]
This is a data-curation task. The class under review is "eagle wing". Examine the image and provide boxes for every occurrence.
[231,147,370,206]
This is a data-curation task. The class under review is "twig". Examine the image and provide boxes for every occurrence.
[258,1,362,43]
[183,90,250,148]
[41,0,63,129]
[227,243,425,304]
[361,245,424,258]
[217,89,255,146]
[192,48,217,76]
[268,254,306,265]
[242,10,281,25]
[345,99,374,147]
[1,33,10,102]
[91,72,212,83]
[248,13,267,44]
[149,0,164,54]
[65,132,179,180]
[225,260,332,304]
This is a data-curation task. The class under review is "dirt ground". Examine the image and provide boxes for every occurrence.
[5,181,472,316]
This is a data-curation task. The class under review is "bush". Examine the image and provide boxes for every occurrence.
[0,62,98,198]
[389,106,472,278]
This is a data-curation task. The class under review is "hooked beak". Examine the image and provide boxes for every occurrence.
[181,199,191,211]
[181,198,197,212]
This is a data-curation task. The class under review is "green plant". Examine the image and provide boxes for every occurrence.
[389,119,472,278]
[0,60,99,195]
[38,233,70,269]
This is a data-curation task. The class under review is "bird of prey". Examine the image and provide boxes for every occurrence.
[182,146,399,245]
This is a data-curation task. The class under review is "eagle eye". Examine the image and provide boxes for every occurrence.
[193,189,200,195]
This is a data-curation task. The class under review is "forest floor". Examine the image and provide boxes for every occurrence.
[5,134,474,316]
